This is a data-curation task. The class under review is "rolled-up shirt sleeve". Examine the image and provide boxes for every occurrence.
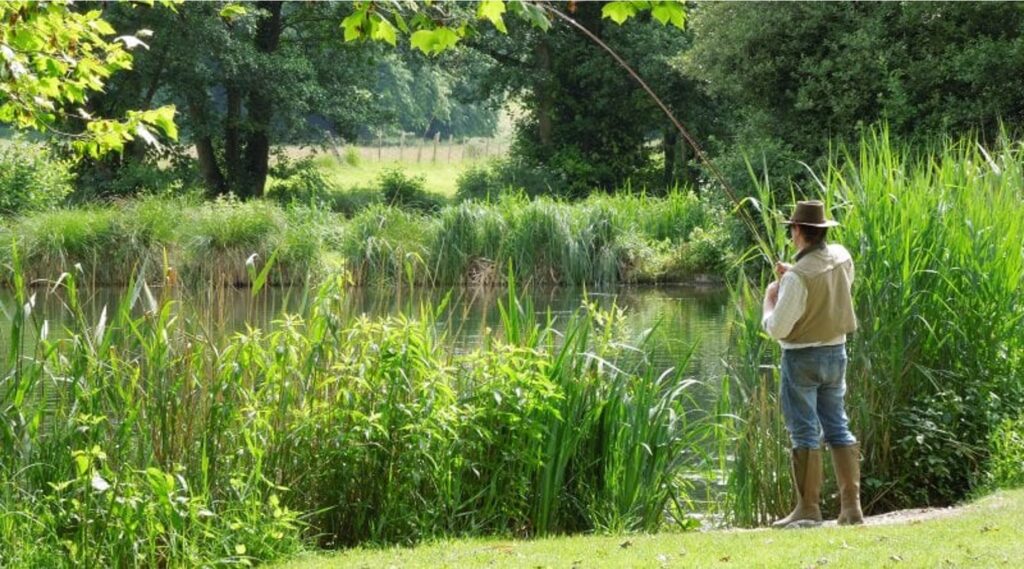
[762,271,807,340]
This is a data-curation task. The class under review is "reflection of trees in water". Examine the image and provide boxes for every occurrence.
[1,284,731,389]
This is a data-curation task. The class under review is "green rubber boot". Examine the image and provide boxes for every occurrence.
[772,448,823,528]
[831,444,865,525]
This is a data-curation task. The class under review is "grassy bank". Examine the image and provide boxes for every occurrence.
[0,191,734,288]
[0,196,321,288]
[277,489,1024,568]
[722,132,1024,525]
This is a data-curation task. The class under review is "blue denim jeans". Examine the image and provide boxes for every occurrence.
[780,344,857,449]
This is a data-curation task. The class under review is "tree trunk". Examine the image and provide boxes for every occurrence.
[225,84,244,192]
[187,98,226,195]
[239,1,284,199]
[663,127,677,189]
[680,136,697,196]
[535,38,554,148]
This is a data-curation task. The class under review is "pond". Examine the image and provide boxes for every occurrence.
[2,283,732,384]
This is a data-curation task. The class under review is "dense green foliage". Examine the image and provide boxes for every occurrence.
[75,1,515,200]
[468,3,714,197]
[989,414,1024,489]
[0,140,74,215]
[723,133,1024,525]
[687,2,1024,192]
[0,268,709,565]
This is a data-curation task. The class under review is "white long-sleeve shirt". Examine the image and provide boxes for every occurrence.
[762,270,847,350]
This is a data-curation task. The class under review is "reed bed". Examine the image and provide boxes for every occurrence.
[721,131,1024,525]
[1,191,731,289]
[0,259,715,566]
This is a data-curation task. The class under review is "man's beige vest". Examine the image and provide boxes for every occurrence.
[783,243,857,344]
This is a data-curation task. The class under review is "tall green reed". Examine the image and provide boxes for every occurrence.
[1,254,712,565]
[720,129,1024,525]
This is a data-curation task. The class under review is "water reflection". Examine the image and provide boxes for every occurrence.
[1,284,730,382]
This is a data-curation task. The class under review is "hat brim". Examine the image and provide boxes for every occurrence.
[782,220,840,228]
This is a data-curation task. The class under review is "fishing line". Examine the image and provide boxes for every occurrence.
[540,3,779,264]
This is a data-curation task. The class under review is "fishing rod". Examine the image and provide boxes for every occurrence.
[539,3,780,265]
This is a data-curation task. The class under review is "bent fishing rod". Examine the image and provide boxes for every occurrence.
[539,3,780,265]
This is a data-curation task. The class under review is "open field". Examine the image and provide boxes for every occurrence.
[277,489,1024,568]
[279,141,512,196]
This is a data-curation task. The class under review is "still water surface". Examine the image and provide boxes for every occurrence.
[2,284,732,383]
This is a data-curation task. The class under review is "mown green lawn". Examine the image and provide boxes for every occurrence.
[275,490,1024,568]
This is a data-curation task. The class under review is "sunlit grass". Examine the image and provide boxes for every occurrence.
[276,489,1024,569]
[311,154,490,197]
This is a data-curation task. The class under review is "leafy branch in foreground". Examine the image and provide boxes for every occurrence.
[340,0,685,56]
[0,1,177,157]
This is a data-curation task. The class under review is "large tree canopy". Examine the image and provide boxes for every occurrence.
[462,2,715,196]
[73,0,689,198]
[686,2,1024,190]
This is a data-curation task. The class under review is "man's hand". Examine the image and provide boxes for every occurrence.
[765,280,780,307]
[775,262,792,279]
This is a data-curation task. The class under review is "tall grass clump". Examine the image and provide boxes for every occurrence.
[838,132,1024,509]
[336,203,437,287]
[0,258,711,565]
[180,196,321,287]
[430,201,508,286]
[2,207,154,286]
[1,197,324,289]
[721,130,1024,525]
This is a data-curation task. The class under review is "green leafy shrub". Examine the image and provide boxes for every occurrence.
[990,414,1024,489]
[0,141,74,215]
[378,168,445,212]
[664,226,730,279]
[455,162,501,202]
[343,145,361,167]
[72,157,200,201]
[492,157,564,197]
[266,157,338,208]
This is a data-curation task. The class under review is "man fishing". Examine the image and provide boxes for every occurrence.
[762,200,864,528]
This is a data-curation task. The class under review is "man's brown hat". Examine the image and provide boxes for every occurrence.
[783,200,840,228]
